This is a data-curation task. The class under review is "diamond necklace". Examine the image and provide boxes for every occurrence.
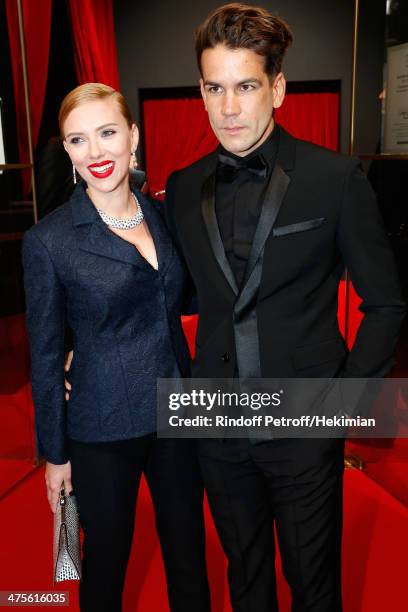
[97,192,144,230]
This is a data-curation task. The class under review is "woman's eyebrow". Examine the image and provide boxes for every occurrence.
[65,123,119,138]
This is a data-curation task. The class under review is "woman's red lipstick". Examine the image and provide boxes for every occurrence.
[88,160,115,179]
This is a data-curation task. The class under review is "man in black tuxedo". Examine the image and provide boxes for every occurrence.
[165,4,405,611]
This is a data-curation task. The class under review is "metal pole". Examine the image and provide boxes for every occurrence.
[343,0,364,471]
[349,0,359,156]
[344,0,360,346]
[16,0,38,224]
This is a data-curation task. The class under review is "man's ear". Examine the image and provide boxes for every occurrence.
[200,78,208,112]
[272,72,286,109]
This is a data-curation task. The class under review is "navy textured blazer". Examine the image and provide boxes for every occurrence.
[23,184,191,464]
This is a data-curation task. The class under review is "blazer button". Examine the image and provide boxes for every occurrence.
[221,352,230,363]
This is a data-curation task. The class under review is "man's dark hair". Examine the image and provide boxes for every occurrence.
[195,3,293,78]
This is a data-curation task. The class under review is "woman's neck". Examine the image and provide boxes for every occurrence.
[87,180,135,218]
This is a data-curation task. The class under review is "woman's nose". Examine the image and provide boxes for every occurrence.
[88,138,104,159]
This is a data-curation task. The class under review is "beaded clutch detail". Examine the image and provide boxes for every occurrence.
[53,488,81,582]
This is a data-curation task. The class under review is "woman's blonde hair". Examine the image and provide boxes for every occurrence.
[59,83,134,138]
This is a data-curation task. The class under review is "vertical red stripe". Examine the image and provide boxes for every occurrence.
[5,0,52,194]
[67,0,120,88]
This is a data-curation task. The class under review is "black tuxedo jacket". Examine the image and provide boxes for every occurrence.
[165,125,405,379]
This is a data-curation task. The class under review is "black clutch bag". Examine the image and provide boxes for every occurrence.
[53,487,82,582]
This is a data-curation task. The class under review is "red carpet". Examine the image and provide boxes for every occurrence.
[0,467,407,611]
[1,315,408,609]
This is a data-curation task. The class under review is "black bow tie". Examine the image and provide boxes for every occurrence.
[218,152,267,180]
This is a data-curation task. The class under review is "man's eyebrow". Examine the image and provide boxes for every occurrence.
[65,123,119,138]
[203,80,222,87]
[236,78,262,86]
[203,78,262,87]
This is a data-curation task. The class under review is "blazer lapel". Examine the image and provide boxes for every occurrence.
[232,132,293,379]
[241,125,295,290]
[201,170,239,296]
[79,220,145,268]
[242,164,291,289]
[233,163,290,378]
[138,191,174,278]
[71,184,163,271]
[200,126,295,298]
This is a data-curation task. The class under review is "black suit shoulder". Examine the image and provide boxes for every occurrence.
[168,150,218,185]
[24,200,73,249]
[294,138,360,176]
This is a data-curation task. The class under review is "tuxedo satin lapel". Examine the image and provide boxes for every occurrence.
[233,164,290,379]
[201,171,239,296]
[242,164,291,288]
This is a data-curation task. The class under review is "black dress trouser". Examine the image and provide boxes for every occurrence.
[198,437,345,612]
[68,435,210,612]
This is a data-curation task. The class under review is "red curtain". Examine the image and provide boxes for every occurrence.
[67,0,120,88]
[6,0,52,167]
[6,0,120,175]
[143,98,219,197]
[275,92,339,152]
[143,91,339,196]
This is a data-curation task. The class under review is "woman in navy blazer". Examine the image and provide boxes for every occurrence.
[23,84,209,612]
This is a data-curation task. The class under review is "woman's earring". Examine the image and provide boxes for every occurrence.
[131,151,138,170]
[72,164,77,185]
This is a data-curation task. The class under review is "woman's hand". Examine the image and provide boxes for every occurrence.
[45,461,73,513]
